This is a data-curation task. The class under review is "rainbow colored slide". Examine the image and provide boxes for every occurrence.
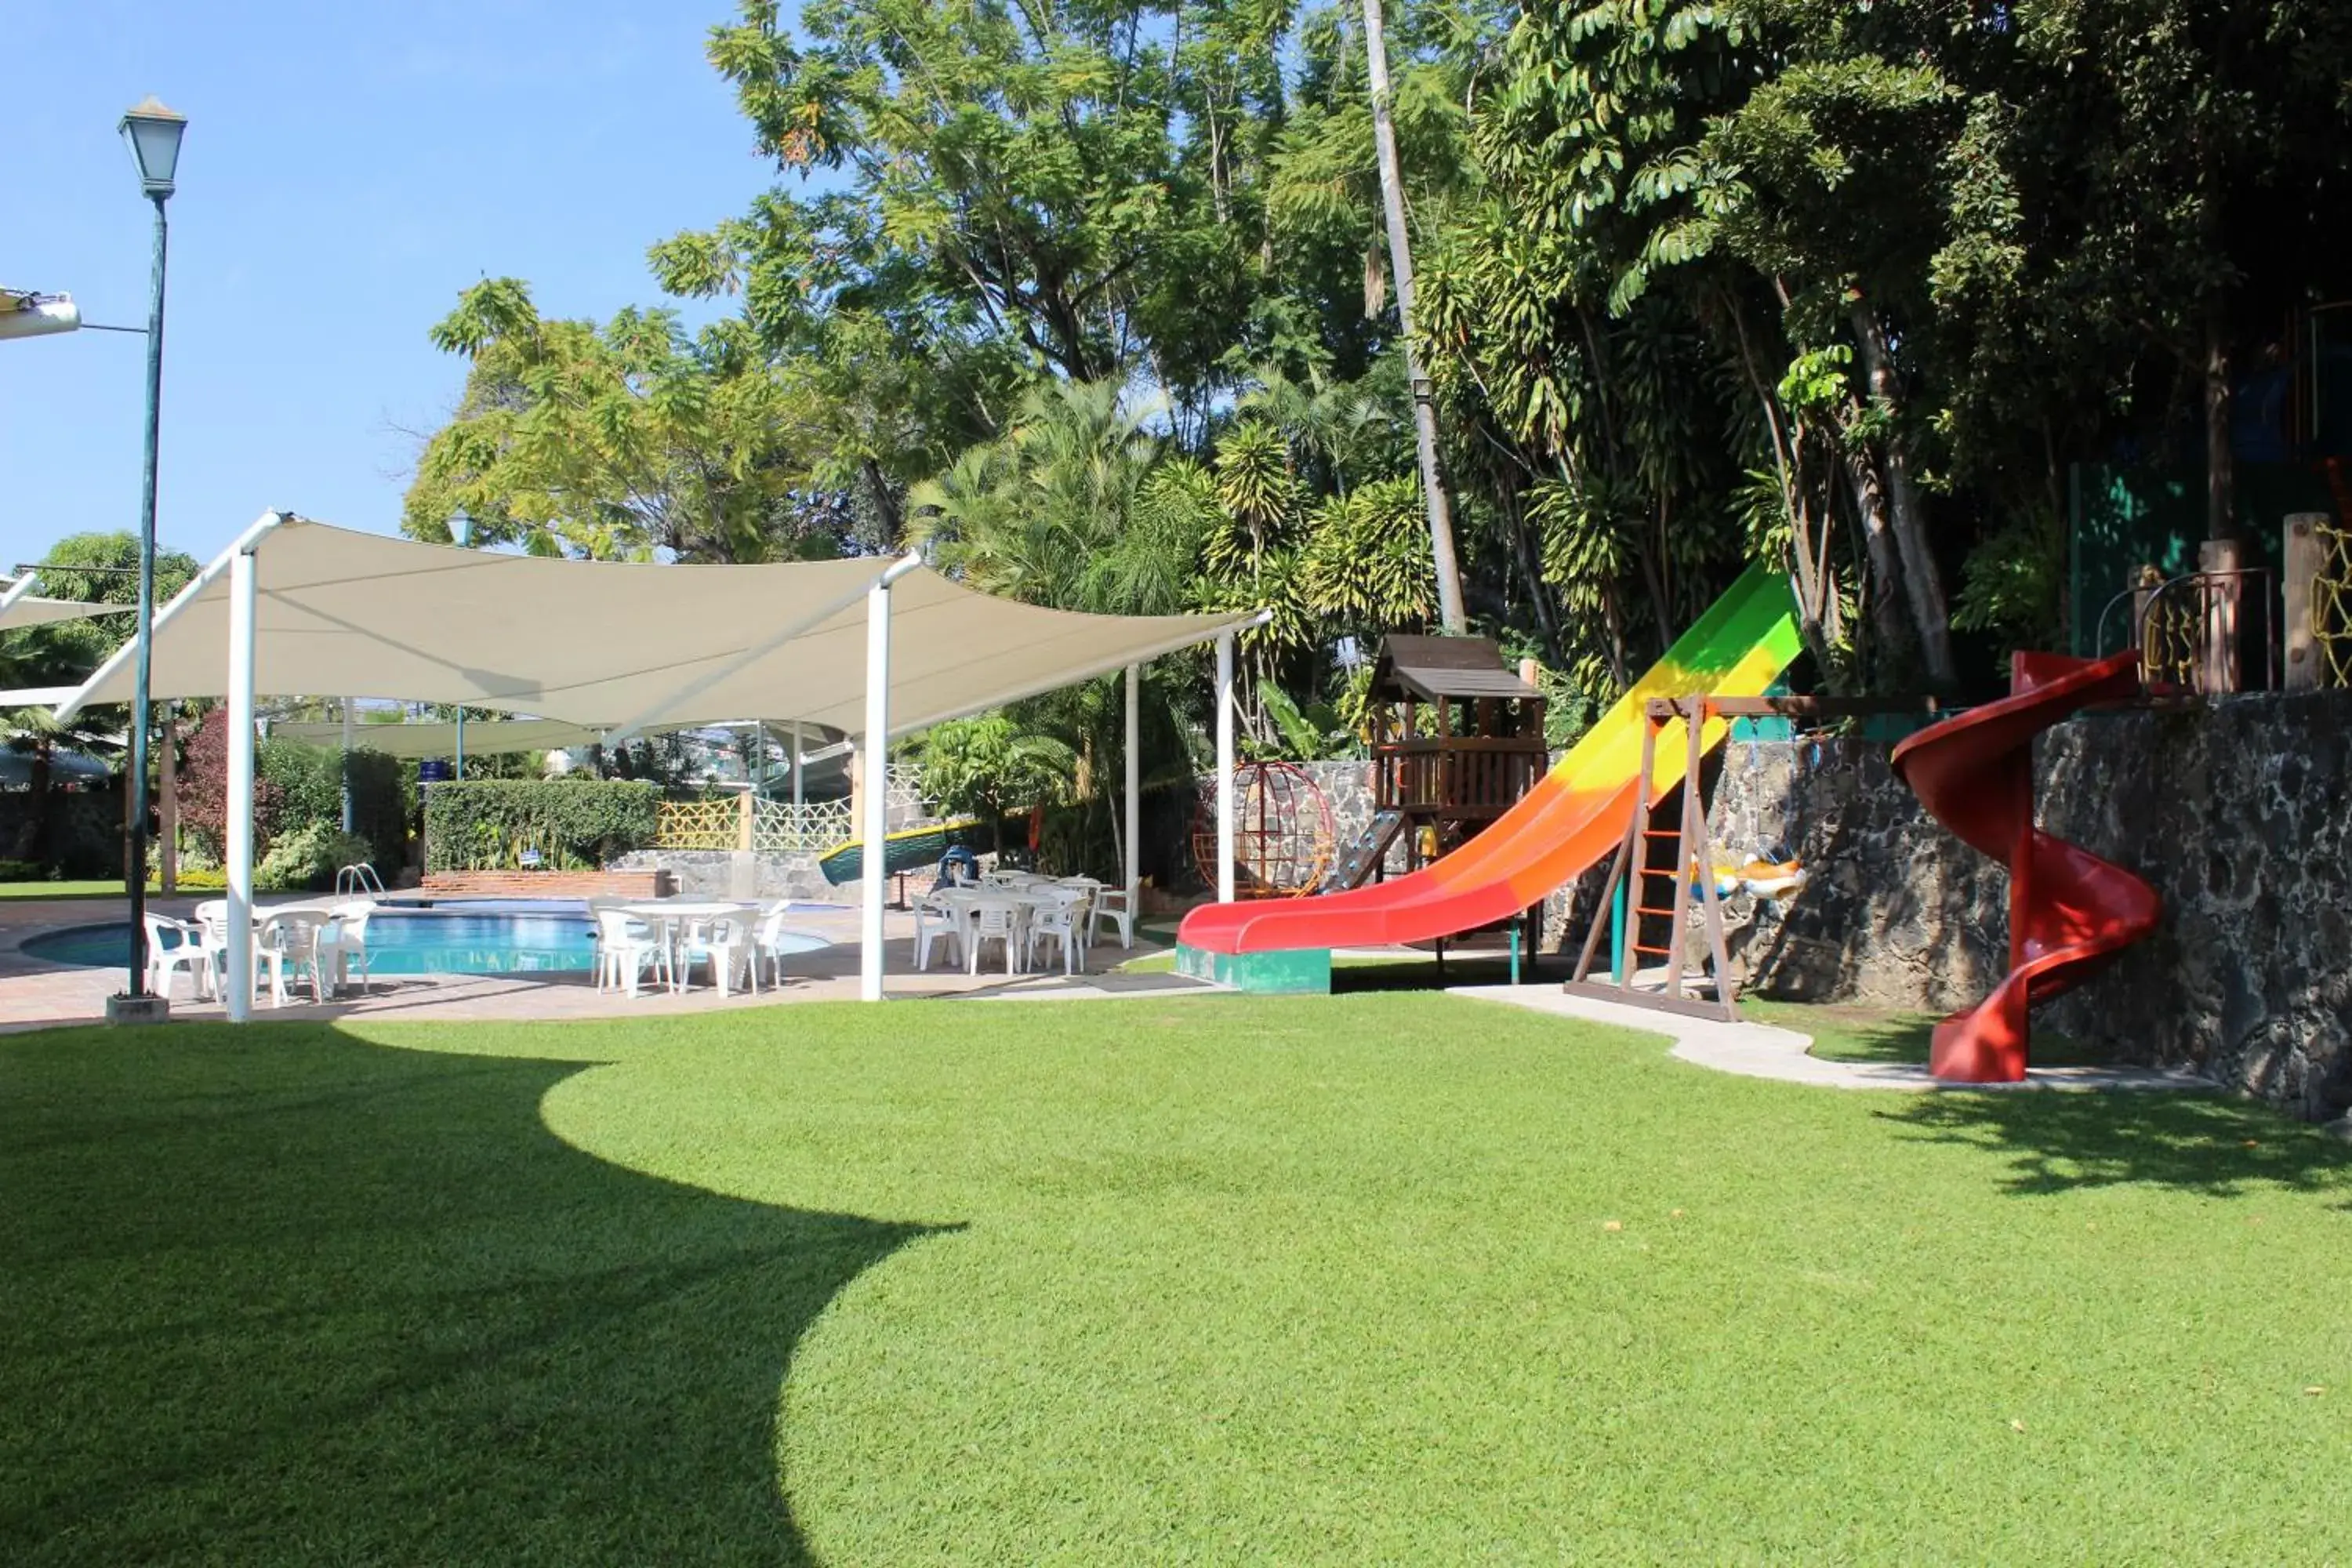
[1177,567,1802,969]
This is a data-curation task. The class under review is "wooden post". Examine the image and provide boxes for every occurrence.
[157,704,177,895]
[2198,537,2243,694]
[2285,513,2327,691]
[738,787,755,851]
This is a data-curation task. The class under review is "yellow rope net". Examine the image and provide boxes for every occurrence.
[2314,519,2352,690]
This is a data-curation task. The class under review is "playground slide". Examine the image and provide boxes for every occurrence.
[1178,566,1802,956]
[1888,651,2160,1083]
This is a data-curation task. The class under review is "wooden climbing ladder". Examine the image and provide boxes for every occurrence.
[1563,696,1738,1022]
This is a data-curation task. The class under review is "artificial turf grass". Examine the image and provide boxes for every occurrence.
[0,879,128,900]
[4,997,2349,1565]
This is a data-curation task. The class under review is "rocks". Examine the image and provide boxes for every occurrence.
[1711,691,2352,1122]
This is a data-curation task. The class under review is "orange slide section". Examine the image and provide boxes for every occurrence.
[1889,652,2161,1082]
[1178,567,1802,956]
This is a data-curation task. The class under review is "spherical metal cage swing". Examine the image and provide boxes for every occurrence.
[1191,760,1337,899]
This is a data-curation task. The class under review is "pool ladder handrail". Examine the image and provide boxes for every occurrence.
[334,862,387,898]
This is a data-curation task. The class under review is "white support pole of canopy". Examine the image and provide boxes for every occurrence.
[56,509,287,725]
[603,554,915,748]
[339,699,355,833]
[1215,630,1236,904]
[0,570,40,616]
[224,544,259,1022]
[1124,662,1141,922]
[860,554,924,1002]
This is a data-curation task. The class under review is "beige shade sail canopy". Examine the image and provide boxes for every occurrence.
[58,515,1250,737]
[267,717,603,759]
[0,587,125,633]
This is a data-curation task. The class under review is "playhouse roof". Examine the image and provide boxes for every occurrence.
[1370,635,1542,704]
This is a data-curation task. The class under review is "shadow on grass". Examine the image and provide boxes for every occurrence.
[1878,1089,2352,1201]
[1330,953,1529,993]
[0,1025,938,1565]
[1741,1000,2118,1069]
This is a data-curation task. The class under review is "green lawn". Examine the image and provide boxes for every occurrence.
[0,879,126,901]
[5,998,2348,1564]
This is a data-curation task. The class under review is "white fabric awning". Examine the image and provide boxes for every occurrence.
[59,514,1249,738]
[0,583,125,633]
[267,717,603,759]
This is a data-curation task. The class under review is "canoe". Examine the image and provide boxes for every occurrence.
[816,818,995,886]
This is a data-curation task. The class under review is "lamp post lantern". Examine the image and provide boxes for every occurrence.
[114,96,187,1022]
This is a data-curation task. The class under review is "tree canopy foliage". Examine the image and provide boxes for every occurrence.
[402,0,2351,721]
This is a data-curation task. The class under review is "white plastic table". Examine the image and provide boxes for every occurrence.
[938,884,1081,975]
[620,901,756,993]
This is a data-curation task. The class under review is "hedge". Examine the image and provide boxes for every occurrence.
[423,779,659,873]
[257,739,406,873]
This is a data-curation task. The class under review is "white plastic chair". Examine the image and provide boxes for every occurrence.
[913,894,963,971]
[681,912,756,996]
[258,911,332,1005]
[321,901,375,994]
[752,902,804,988]
[965,900,1022,976]
[1087,884,1135,950]
[594,908,668,999]
[195,899,290,1007]
[143,912,215,1001]
[1025,897,1083,976]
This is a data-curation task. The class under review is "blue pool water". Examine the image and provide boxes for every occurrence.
[24,908,598,976]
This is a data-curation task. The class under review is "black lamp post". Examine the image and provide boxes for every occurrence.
[116,96,185,1018]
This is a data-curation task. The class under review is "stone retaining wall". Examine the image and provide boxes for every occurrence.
[1710,692,2352,1120]
[608,848,844,903]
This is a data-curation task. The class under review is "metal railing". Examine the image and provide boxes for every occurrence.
[333,862,386,897]
[2093,567,2278,695]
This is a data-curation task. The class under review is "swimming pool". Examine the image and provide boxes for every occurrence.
[24,908,598,977]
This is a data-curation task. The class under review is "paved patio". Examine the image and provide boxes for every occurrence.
[0,893,1212,1030]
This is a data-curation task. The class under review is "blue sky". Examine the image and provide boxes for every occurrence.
[0,0,782,576]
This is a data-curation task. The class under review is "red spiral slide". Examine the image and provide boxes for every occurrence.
[1889,651,2161,1083]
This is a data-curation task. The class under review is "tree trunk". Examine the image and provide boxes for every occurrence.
[1501,485,1565,664]
[1835,420,1912,658]
[158,706,178,895]
[1362,0,1467,635]
[2204,294,2234,540]
[1849,301,1955,685]
[862,458,905,551]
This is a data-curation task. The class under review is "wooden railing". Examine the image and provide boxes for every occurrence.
[1372,737,1550,819]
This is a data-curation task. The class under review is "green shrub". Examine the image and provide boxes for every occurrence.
[423,779,658,872]
[0,858,49,882]
[148,867,229,891]
[256,739,407,873]
[256,822,376,893]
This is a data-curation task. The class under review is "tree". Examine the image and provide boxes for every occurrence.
[1361,0,1466,632]
[3,534,199,858]
[402,278,852,561]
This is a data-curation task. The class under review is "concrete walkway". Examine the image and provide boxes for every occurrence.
[1452,984,2214,1093]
